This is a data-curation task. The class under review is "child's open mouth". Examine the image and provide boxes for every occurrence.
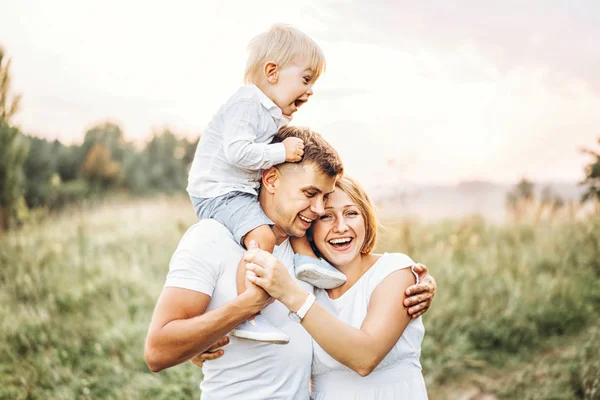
[293,99,306,108]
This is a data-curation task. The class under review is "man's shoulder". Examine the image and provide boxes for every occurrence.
[178,219,238,250]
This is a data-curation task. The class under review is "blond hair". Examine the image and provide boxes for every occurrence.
[244,24,326,84]
[335,176,379,254]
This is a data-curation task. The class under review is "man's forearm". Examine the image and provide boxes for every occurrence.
[145,294,258,372]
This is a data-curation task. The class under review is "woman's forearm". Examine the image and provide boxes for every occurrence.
[300,303,388,376]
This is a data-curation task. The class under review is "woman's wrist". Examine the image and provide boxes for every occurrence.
[281,286,309,312]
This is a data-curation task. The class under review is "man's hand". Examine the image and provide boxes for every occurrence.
[404,263,436,319]
[189,336,229,368]
[283,137,304,162]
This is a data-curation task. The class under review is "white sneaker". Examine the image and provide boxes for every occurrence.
[231,315,289,344]
[294,254,347,289]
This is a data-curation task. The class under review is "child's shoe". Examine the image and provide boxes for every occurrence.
[294,254,346,289]
[231,314,289,344]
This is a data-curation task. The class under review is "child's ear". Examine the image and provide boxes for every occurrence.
[264,62,279,84]
[262,167,280,193]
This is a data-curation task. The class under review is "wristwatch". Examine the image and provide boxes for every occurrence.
[288,293,316,323]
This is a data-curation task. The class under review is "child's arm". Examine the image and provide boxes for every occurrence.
[222,101,303,169]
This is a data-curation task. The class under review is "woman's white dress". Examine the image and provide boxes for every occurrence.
[311,253,428,400]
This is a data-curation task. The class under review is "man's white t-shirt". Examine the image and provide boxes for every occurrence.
[164,219,314,400]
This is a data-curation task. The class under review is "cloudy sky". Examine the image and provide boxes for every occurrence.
[1,0,599,187]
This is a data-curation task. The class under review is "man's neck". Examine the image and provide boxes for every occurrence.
[272,225,290,246]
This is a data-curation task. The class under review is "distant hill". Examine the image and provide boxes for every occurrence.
[372,180,586,221]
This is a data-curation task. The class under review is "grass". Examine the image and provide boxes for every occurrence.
[1,196,599,399]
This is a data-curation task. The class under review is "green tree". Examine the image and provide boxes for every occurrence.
[0,46,29,230]
[581,138,600,203]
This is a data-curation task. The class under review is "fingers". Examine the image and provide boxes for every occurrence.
[403,291,432,307]
[245,262,265,277]
[405,282,428,297]
[190,346,226,368]
[207,336,229,351]
[243,248,273,268]
[246,272,268,288]
[407,301,429,316]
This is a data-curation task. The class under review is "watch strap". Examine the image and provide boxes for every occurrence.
[296,293,316,321]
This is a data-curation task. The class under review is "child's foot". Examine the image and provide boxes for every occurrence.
[294,254,347,289]
[230,315,290,344]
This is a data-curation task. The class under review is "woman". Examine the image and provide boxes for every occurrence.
[244,176,428,399]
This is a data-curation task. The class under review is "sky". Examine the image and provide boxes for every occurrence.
[1,0,599,188]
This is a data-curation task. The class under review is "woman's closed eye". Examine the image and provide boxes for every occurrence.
[319,214,332,221]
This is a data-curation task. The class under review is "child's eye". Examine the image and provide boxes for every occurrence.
[303,77,310,84]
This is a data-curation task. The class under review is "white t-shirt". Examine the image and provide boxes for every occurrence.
[164,219,314,400]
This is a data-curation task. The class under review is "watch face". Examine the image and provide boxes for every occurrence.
[288,311,301,323]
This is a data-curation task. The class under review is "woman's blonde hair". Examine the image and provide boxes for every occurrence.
[335,176,379,254]
[244,24,326,84]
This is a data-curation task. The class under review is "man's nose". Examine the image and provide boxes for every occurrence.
[311,196,325,215]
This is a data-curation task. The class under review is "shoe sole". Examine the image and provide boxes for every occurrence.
[230,329,289,344]
[295,265,346,289]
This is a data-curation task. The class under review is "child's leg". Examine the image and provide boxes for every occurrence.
[236,224,276,297]
[290,235,347,290]
[290,235,318,258]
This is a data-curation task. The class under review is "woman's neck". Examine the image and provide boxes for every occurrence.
[327,252,380,299]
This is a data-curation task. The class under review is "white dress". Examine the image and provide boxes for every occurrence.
[310,253,428,400]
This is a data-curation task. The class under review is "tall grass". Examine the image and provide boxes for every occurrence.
[1,197,599,399]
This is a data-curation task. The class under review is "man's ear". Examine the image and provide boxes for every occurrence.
[264,62,279,84]
[262,167,280,193]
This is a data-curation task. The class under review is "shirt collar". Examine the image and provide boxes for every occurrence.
[247,83,291,129]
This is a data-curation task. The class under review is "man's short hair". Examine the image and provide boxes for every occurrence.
[244,24,326,85]
[273,126,343,178]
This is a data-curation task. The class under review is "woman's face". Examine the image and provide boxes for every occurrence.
[311,188,366,268]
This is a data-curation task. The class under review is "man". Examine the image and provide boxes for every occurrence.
[145,126,436,399]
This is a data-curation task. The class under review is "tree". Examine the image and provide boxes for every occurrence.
[80,143,122,189]
[581,138,600,203]
[0,46,29,230]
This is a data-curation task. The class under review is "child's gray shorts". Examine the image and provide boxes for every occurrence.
[191,191,274,247]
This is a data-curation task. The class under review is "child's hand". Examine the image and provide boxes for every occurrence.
[283,137,304,162]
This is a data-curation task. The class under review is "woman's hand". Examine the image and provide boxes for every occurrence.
[244,248,307,311]
[404,263,436,319]
[189,336,229,368]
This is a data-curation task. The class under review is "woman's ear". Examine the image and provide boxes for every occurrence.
[264,62,279,84]
[262,167,280,193]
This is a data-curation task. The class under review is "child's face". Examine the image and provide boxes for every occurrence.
[269,59,316,118]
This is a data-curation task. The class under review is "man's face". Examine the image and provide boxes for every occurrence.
[270,162,336,238]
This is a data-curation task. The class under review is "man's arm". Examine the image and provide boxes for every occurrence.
[144,284,268,372]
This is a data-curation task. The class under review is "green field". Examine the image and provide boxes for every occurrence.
[1,197,599,399]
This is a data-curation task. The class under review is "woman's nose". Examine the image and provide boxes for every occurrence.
[334,218,348,233]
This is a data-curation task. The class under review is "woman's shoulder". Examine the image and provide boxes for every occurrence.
[367,253,417,290]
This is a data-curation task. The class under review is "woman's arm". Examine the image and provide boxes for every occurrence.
[244,249,415,377]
